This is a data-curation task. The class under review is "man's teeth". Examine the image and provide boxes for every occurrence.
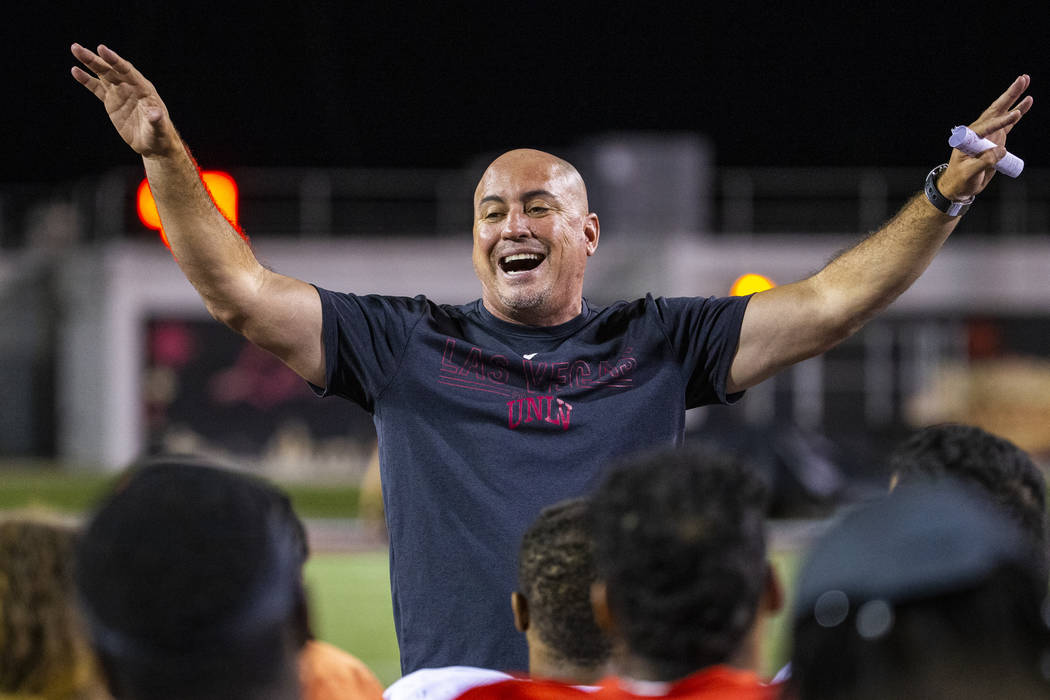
[504,253,541,263]
[500,253,544,274]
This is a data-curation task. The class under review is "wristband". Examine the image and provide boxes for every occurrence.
[924,164,974,217]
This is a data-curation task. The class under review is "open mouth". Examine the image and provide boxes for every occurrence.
[499,253,546,274]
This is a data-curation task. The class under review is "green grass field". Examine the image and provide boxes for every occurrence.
[306,552,403,685]
[0,465,360,519]
[304,549,801,687]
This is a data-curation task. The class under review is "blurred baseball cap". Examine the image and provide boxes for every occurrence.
[795,479,1044,625]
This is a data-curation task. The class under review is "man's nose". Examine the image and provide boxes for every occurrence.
[502,209,532,238]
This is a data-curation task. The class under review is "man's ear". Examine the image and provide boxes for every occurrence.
[511,591,529,633]
[590,581,617,634]
[584,213,600,256]
[762,561,785,615]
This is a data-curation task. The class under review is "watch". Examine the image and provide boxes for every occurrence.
[924,163,974,217]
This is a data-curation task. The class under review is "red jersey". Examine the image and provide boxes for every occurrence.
[456,666,778,700]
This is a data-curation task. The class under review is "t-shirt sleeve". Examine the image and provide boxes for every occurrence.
[383,667,514,700]
[656,294,752,407]
[311,286,427,412]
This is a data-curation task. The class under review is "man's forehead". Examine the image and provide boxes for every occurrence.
[474,149,584,204]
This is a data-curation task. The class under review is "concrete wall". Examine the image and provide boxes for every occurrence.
[55,233,1050,469]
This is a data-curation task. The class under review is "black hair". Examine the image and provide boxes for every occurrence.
[890,423,1047,546]
[74,456,307,698]
[517,497,610,669]
[589,447,769,680]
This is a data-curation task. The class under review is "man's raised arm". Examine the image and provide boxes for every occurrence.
[726,74,1033,394]
[71,43,326,387]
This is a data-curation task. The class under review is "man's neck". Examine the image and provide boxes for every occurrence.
[528,640,606,685]
[482,298,583,328]
[727,620,763,675]
[611,652,750,685]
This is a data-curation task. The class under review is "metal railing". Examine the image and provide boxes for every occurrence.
[2,164,1046,248]
[716,167,1050,235]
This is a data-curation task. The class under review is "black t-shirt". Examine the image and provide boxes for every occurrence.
[313,289,750,674]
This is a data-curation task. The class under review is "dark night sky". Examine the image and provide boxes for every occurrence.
[6,2,1047,186]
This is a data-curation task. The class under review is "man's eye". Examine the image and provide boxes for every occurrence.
[527,206,549,215]
[483,212,503,220]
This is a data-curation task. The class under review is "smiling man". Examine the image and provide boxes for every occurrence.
[472,150,599,327]
[71,42,1032,675]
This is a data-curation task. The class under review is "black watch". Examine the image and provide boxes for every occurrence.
[924,163,974,217]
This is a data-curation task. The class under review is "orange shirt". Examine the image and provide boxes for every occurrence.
[299,640,385,700]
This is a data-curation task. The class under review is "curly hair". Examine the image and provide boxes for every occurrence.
[890,423,1047,546]
[0,513,108,699]
[589,447,769,680]
[517,498,611,669]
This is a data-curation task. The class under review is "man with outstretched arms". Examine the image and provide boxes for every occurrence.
[71,42,1032,674]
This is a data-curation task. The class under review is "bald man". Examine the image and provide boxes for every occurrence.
[71,42,1032,674]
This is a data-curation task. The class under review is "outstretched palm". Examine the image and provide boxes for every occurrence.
[943,74,1033,199]
[71,43,175,158]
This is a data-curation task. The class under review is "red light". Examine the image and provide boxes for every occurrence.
[136,171,239,249]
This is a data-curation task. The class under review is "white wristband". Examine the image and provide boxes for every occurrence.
[948,126,1024,178]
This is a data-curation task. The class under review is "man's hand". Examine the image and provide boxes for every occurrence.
[71,43,178,159]
[727,74,1034,394]
[937,75,1033,201]
[71,42,326,387]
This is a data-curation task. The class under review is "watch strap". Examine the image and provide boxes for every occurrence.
[924,163,974,217]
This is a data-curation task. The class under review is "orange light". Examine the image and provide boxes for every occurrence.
[136,171,239,248]
[135,178,162,230]
[729,273,776,297]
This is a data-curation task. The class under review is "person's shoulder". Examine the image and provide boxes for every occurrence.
[593,294,734,317]
[589,294,727,329]
[314,289,474,319]
[455,677,593,700]
[594,668,777,700]
[586,295,653,322]
[384,666,514,700]
[667,666,778,700]
[442,298,484,318]
[299,640,384,700]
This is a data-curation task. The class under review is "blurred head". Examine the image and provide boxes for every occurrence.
[74,456,309,700]
[588,447,770,681]
[789,482,1050,700]
[473,149,599,327]
[513,498,611,680]
[890,423,1047,549]
[0,513,107,699]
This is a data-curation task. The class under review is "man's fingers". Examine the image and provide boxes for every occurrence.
[999,105,1030,138]
[70,65,106,100]
[97,44,135,78]
[71,42,115,82]
[71,42,140,86]
[973,94,1033,139]
[986,74,1031,114]
[976,109,1022,136]
[1010,94,1034,117]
